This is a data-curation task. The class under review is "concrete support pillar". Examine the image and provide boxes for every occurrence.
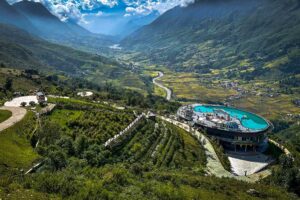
[245,145,247,152]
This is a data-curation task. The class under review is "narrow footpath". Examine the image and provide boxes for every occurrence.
[0,106,27,132]
[153,72,172,101]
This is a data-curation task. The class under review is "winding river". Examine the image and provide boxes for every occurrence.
[152,71,172,101]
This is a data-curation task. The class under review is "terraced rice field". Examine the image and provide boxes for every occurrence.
[111,119,206,171]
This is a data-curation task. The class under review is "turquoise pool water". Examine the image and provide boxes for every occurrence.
[193,105,269,131]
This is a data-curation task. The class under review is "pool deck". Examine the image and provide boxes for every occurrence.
[178,104,271,134]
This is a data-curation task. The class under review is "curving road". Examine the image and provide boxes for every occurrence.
[0,106,27,132]
[153,72,172,101]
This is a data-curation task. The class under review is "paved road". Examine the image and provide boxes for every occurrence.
[0,106,27,132]
[158,115,271,182]
[153,72,172,101]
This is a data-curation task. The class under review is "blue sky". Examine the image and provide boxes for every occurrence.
[8,0,195,34]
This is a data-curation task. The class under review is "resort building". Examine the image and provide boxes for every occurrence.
[177,104,271,152]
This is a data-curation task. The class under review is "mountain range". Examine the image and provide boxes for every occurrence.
[0,23,123,78]
[0,0,116,52]
[0,0,128,83]
[122,0,300,77]
[12,0,90,38]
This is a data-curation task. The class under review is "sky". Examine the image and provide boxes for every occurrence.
[8,0,195,35]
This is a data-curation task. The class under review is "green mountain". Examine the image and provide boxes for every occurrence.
[0,23,123,81]
[122,0,300,76]
[0,0,37,34]
[12,0,88,38]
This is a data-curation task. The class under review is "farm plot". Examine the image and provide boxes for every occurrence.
[111,119,206,171]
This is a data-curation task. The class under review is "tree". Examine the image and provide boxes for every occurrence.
[74,135,89,156]
[56,137,75,156]
[29,101,36,107]
[83,150,98,166]
[37,121,61,146]
[4,78,13,91]
[45,149,67,171]
[279,154,293,169]
[20,102,27,107]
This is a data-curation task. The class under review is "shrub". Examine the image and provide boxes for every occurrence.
[29,101,36,107]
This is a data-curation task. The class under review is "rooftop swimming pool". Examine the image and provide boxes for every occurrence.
[193,105,269,131]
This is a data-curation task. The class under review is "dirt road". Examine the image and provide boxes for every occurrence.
[0,106,27,132]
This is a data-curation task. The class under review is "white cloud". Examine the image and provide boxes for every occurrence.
[7,0,118,23]
[95,11,103,16]
[124,0,195,16]
[8,0,195,24]
[126,5,152,15]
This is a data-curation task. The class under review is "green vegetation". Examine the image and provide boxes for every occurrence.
[0,110,12,123]
[0,108,295,199]
[12,164,296,200]
[0,24,148,93]
[111,120,206,172]
[0,111,39,171]
[0,0,299,197]
[47,103,135,144]
[158,72,238,103]
[264,154,300,196]
[122,0,300,78]
[0,96,298,199]
[232,94,300,120]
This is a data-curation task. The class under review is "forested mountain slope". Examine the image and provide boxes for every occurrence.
[13,1,87,39]
[0,0,37,34]
[122,0,300,76]
[0,24,123,80]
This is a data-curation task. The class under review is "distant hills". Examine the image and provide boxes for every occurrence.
[0,0,37,34]
[0,0,115,52]
[0,0,125,82]
[114,12,159,38]
[122,0,300,77]
[0,23,123,79]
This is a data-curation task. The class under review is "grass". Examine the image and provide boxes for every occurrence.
[0,111,38,170]
[160,72,237,102]
[48,97,113,110]
[141,68,300,120]
[49,109,83,131]
[47,100,135,143]
[232,94,300,120]
[0,186,59,200]
[0,110,12,123]
[154,85,166,98]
